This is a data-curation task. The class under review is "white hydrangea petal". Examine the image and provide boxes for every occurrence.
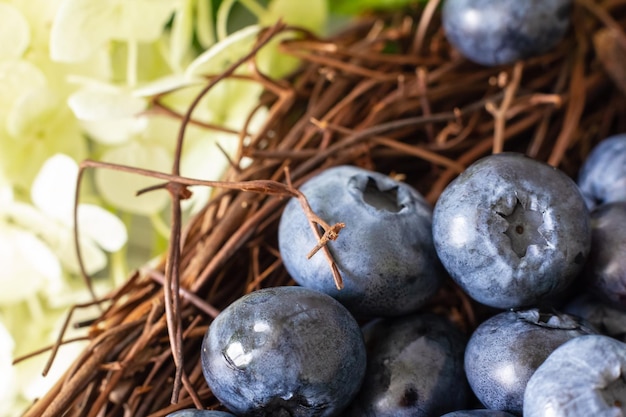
[52,227,107,275]
[0,3,31,60]
[95,142,172,215]
[31,154,78,223]
[80,116,148,146]
[5,202,64,245]
[169,0,194,71]
[49,0,116,62]
[132,74,198,98]
[0,225,61,303]
[185,25,261,78]
[77,204,127,252]
[195,0,215,49]
[68,86,147,121]
[50,0,178,62]
[0,184,14,213]
[0,60,46,117]
[121,0,180,42]
[6,87,60,138]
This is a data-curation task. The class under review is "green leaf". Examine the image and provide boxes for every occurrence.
[330,0,424,15]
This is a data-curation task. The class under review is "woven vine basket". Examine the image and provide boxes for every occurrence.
[23,0,626,416]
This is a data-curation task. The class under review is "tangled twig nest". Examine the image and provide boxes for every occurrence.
[20,0,626,415]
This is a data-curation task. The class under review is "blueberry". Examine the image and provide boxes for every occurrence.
[345,313,469,417]
[581,202,626,309]
[564,294,626,342]
[440,410,516,417]
[524,335,626,417]
[278,165,443,318]
[442,0,572,66]
[166,410,236,417]
[578,134,626,210]
[432,153,591,309]
[464,308,596,414]
[201,286,366,417]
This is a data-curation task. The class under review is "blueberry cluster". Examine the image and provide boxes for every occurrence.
[171,134,626,417]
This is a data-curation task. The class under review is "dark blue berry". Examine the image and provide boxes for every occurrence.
[433,153,591,309]
[442,0,572,66]
[582,202,626,309]
[524,335,626,416]
[346,313,469,417]
[578,134,626,210]
[278,165,443,318]
[564,294,626,342]
[201,286,366,417]
[464,309,596,414]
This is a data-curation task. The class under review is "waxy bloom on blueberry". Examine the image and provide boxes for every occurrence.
[464,309,595,414]
[578,134,626,210]
[433,153,591,309]
[346,313,469,417]
[279,165,443,318]
[583,202,626,309]
[201,286,366,417]
[524,335,626,417]
[442,0,572,66]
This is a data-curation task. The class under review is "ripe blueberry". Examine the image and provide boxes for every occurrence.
[464,308,596,414]
[432,153,591,309]
[346,313,469,417]
[578,134,626,210]
[524,335,626,417]
[442,0,572,66]
[201,286,366,417]
[278,165,443,318]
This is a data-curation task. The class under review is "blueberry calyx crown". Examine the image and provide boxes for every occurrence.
[496,198,547,257]
[517,309,581,330]
[349,174,408,213]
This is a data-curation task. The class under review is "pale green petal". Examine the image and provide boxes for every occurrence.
[195,0,215,49]
[77,204,127,252]
[30,154,77,224]
[4,202,57,239]
[68,86,147,121]
[81,117,147,145]
[256,0,328,78]
[50,0,178,62]
[132,73,198,97]
[0,60,46,118]
[169,0,194,71]
[95,142,172,215]
[0,104,87,191]
[185,25,261,78]
[0,225,60,303]
[49,0,114,62]
[261,0,327,33]
[0,3,31,60]
[6,87,60,138]
[121,0,180,42]
[53,228,107,275]
[68,86,147,145]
